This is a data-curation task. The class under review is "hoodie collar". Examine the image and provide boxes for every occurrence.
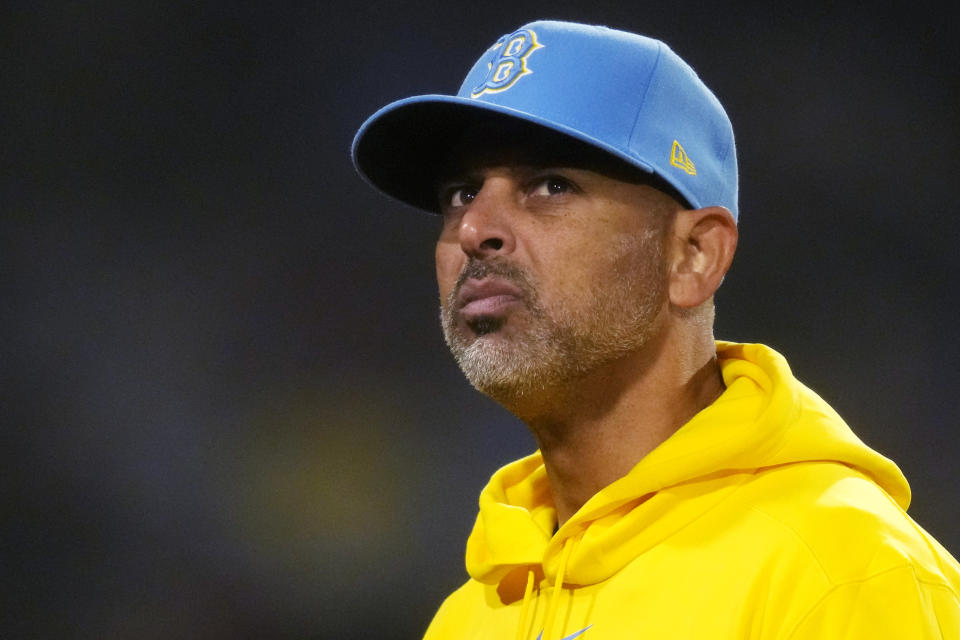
[465,342,910,593]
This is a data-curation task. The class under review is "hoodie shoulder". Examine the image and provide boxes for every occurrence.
[423,579,487,640]
[743,461,960,589]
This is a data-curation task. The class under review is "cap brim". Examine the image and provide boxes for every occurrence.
[351,94,655,213]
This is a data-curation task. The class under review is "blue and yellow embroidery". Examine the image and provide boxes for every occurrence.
[470,29,543,98]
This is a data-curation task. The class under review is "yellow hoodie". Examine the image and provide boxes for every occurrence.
[423,342,960,639]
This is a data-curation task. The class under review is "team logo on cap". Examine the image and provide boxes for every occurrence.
[470,29,542,98]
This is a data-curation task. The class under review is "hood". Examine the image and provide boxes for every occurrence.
[465,341,910,594]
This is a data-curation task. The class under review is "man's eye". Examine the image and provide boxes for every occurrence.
[530,176,573,197]
[447,186,479,208]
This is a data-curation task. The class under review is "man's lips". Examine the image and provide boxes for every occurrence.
[456,278,525,319]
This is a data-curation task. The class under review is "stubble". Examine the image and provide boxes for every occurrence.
[440,227,668,405]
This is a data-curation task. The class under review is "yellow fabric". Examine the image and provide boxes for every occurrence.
[513,570,535,640]
[423,342,960,639]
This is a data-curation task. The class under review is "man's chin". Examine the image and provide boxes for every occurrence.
[448,328,510,357]
[452,335,548,399]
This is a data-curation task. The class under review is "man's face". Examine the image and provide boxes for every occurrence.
[435,134,678,405]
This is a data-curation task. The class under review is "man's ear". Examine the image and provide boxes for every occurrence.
[668,206,738,308]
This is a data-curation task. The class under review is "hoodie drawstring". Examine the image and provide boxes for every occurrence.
[514,536,580,640]
[542,538,575,640]
[514,569,536,640]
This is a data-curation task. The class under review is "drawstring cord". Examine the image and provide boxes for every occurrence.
[514,535,581,640]
[542,538,575,640]
[514,570,536,640]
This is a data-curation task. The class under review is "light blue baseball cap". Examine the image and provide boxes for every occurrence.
[352,20,738,219]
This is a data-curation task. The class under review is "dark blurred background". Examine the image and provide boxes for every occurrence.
[2,2,957,637]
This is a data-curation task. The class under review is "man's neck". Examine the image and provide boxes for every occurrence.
[511,327,725,526]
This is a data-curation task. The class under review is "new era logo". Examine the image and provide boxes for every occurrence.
[670,140,696,175]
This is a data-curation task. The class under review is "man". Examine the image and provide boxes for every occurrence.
[351,20,960,640]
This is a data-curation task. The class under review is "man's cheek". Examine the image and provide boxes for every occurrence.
[435,253,460,301]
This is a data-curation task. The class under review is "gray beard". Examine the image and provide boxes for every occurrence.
[439,232,666,405]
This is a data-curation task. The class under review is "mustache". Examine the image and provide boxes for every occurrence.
[452,259,537,307]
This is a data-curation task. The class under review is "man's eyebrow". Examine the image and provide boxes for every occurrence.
[434,171,477,192]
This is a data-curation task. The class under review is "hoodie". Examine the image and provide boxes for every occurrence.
[423,342,960,639]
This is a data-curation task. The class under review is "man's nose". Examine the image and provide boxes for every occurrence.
[457,180,517,259]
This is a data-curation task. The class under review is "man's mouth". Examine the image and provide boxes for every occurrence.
[456,277,525,327]
[461,294,521,316]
